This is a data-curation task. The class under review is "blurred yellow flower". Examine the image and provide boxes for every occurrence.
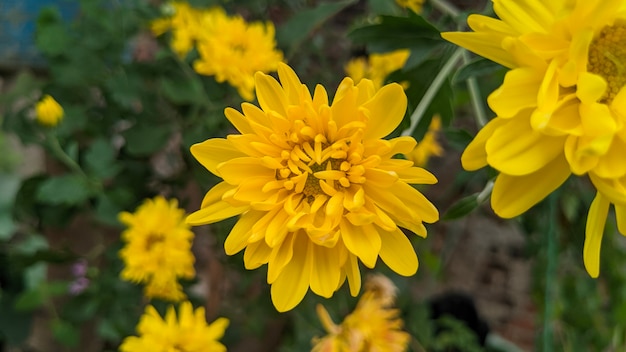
[188,62,438,312]
[35,95,64,127]
[404,116,444,167]
[312,275,410,352]
[442,0,626,277]
[119,301,229,352]
[396,0,425,13]
[345,50,410,90]
[193,7,284,101]
[150,1,206,57]
[119,196,195,301]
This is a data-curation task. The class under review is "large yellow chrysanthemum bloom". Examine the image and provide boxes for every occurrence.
[345,50,411,90]
[119,301,229,352]
[193,7,284,101]
[442,0,626,278]
[150,1,207,58]
[119,196,196,301]
[404,115,444,167]
[188,62,438,312]
[35,95,64,127]
[312,274,410,352]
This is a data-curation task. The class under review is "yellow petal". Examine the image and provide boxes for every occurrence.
[491,155,570,218]
[217,157,275,184]
[442,22,516,68]
[309,244,341,298]
[243,239,272,270]
[340,221,380,268]
[224,210,264,255]
[267,232,296,283]
[487,67,541,118]
[277,62,305,105]
[486,115,566,176]
[224,107,253,134]
[254,71,288,117]
[190,139,245,176]
[396,167,438,184]
[378,228,418,276]
[493,0,553,33]
[590,174,626,205]
[270,235,311,312]
[577,72,607,104]
[391,182,439,223]
[361,83,407,139]
[584,192,609,278]
[461,118,506,171]
[343,252,361,296]
[186,201,247,226]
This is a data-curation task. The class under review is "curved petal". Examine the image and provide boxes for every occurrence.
[186,201,247,226]
[361,83,407,139]
[584,192,609,278]
[378,228,418,276]
[487,67,542,118]
[340,221,381,268]
[309,244,341,298]
[224,210,265,255]
[191,139,245,176]
[491,155,570,218]
[254,71,288,117]
[461,118,507,171]
[615,203,626,236]
[270,235,311,312]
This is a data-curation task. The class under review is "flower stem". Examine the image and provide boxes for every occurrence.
[401,47,464,137]
[543,193,558,351]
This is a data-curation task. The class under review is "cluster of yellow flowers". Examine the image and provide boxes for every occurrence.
[151,1,284,101]
[188,62,439,312]
[312,275,410,352]
[442,0,626,277]
[118,196,196,302]
[345,50,411,90]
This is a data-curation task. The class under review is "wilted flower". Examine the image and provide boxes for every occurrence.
[442,0,626,277]
[119,301,229,352]
[118,196,195,301]
[35,95,64,127]
[188,62,438,311]
[312,274,410,352]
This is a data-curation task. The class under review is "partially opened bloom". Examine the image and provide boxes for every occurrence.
[119,196,195,301]
[312,274,410,352]
[193,7,284,101]
[35,95,64,127]
[404,115,444,167]
[345,50,411,90]
[119,301,229,352]
[188,62,438,312]
[442,0,626,277]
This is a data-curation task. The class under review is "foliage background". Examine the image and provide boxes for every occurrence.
[1,0,626,351]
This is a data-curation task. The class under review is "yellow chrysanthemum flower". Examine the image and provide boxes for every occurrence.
[345,50,411,90]
[119,301,229,352]
[404,115,444,167]
[396,0,425,14]
[193,7,284,101]
[35,95,64,127]
[188,62,439,312]
[150,1,207,57]
[442,0,626,277]
[312,274,410,352]
[119,196,195,301]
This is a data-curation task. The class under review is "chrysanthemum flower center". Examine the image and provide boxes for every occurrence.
[145,233,166,250]
[274,123,368,203]
[588,22,626,103]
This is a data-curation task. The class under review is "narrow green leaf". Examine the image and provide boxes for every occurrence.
[442,194,479,220]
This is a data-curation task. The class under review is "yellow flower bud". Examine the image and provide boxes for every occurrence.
[35,95,64,127]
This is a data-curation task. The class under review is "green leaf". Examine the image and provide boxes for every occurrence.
[55,106,89,138]
[0,294,33,346]
[0,173,20,240]
[444,128,475,150]
[123,124,172,157]
[84,138,121,180]
[35,174,95,206]
[14,281,68,311]
[160,76,206,105]
[51,319,80,347]
[277,0,357,56]
[36,23,71,57]
[442,194,479,221]
[348,13,445,65]
[453,57,505,83]
[104,73,143,109]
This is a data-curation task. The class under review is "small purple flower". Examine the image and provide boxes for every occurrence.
[68,277,90,295]
[71,259,88,278]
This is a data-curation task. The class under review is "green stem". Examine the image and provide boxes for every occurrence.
[45,133,102,192]
[401,47,464,137]
[543,194,558,351]
[430,0,461,18]
[463,52,489,127]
